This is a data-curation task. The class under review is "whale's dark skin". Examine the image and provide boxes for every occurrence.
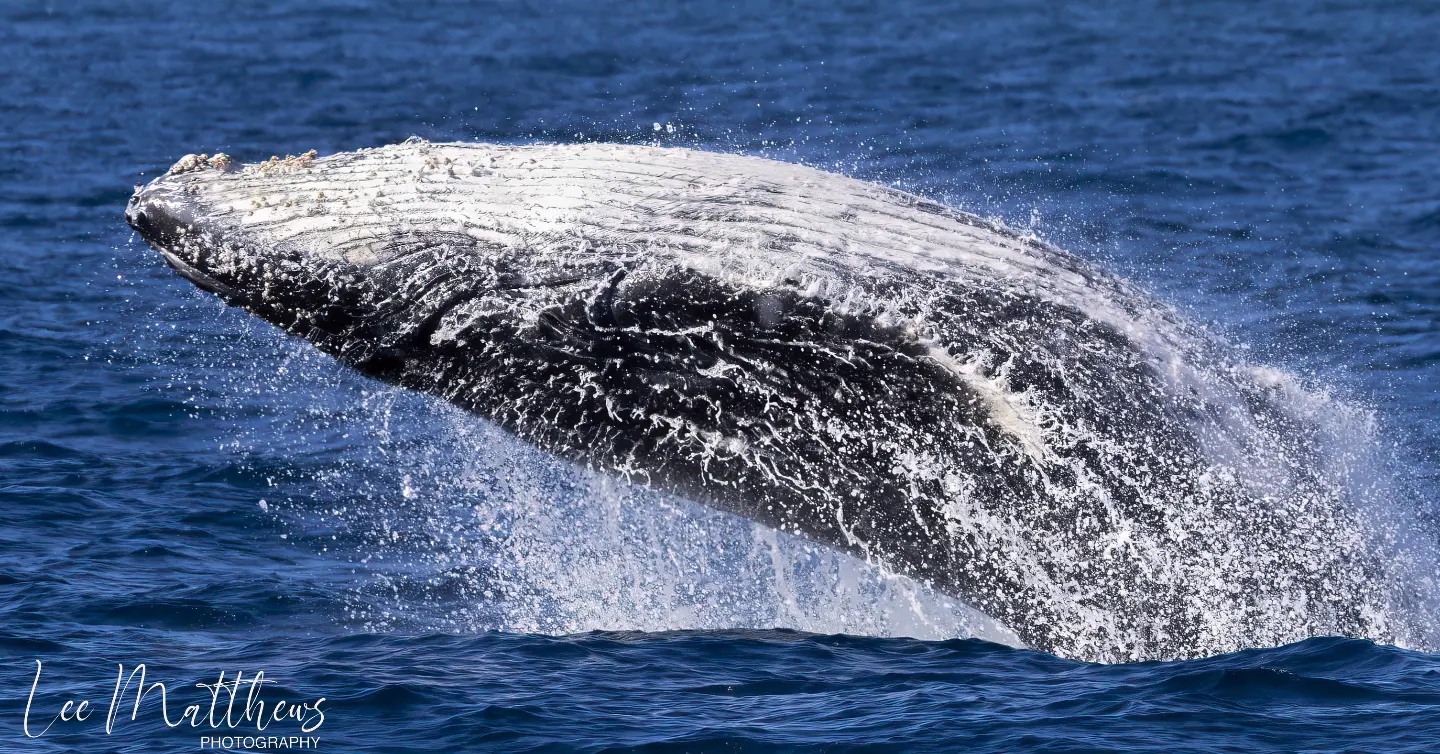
[126,141,1412,662]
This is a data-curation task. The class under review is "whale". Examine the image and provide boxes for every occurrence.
[125,140,1415,661]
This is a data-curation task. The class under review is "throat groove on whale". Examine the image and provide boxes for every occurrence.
[125,140,1422,662]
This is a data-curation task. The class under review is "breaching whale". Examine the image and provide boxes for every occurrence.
[126,140,1415,661]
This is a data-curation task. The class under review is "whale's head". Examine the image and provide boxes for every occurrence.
[125,143,651,377]
[124,141,845,435]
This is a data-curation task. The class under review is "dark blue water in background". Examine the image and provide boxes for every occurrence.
[4,1,1440,751]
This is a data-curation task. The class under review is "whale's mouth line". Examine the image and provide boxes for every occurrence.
[157,247,239,299]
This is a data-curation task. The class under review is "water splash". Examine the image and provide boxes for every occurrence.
[136,297,1437,660]
[133,304,1016,644]
[328,388,1019,644]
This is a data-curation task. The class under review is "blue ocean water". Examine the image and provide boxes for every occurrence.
[4,0,1440,751]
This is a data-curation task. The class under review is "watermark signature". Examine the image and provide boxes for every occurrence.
[23,660,325,749]
[199,735,320,750]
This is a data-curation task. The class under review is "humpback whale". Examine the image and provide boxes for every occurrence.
[126,140,1415,661]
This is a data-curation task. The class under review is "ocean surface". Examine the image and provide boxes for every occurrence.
[4,0,1440,751]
